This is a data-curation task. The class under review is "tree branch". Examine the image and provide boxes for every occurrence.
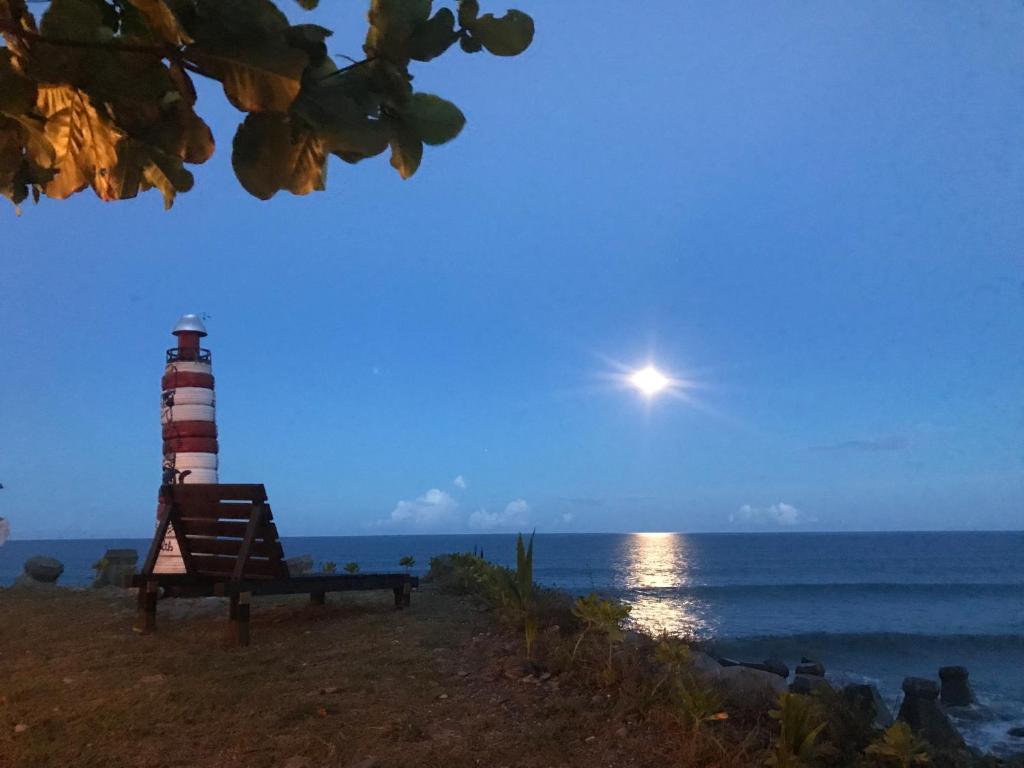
[0,19,179,58]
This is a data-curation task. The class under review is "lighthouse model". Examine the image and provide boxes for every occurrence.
[155,314,217,573]
[161,314,218,485]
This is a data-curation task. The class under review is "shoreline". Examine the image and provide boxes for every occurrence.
[4,540,1023,765]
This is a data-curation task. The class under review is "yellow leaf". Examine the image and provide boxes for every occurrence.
[127,0,193,46]
[187,44,307,113]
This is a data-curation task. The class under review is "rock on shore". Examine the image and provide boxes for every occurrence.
[92,549,138,588]
[939,666,974,707]
[898,676,965,750]
[15,556,64,587]
[715,665,788,708]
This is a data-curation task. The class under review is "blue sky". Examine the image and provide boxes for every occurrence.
[2,1,1022,538]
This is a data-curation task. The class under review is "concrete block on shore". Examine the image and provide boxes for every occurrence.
[939,666,974,707]
[92,549,138,588]
[842,683,894,730]
[19,556,64,585]
[796,658,826,677]
[899,676,965,750]
[791,674,834,695]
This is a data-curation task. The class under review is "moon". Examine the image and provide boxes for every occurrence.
[629,365,670,398]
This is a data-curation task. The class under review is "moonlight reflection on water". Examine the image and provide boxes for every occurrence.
[622,532,713,639]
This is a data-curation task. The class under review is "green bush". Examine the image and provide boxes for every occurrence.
[766,693,828,768]
[865,723,930,768]
[570,592,632,682]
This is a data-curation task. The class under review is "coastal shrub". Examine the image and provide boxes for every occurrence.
[425,546,995,768]
[570,592,632,682]
[322,561,337,574]
[766,693,828,768]
[864,723,930,768]
[426,553,483,592]
[811,686,881,766]
[651,636,729,731]
[399,555,416,571]
[676,673,728,731]
[515,533,538,658]
[427,549,576,638]
[343,562,360,574]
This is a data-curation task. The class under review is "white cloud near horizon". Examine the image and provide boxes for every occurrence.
[378,488,459,530]
[453,475,467,490]
[469,498,531,530]
[730,502,813,527]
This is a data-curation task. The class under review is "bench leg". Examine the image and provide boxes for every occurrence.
[403,581,412,607]
[310,591,325,606]
[393,586,404,609]
[227,591,251,647]
[134,580,158,634]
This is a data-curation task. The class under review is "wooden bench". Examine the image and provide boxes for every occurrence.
[133,483,417,645]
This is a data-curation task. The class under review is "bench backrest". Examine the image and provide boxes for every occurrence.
[141,484,289,582]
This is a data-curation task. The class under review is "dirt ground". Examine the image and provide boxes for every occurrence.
[0,584,680,768]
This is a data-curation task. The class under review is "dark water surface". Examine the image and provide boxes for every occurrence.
[3,532,1022,752]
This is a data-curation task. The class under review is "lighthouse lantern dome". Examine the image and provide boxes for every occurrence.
[172,314,208,337]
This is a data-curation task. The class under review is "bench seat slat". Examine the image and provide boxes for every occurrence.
[185,536,282,559]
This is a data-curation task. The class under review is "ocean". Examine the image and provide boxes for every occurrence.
[3,531,1022,754]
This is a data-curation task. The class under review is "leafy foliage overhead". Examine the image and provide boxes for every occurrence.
[0,0,534,209]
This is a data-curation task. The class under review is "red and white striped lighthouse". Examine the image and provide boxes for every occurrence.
[161,314,218,485]
[155,314,217,573]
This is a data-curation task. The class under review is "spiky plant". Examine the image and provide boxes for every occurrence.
[766,693,828,768]
[865,722,930,768]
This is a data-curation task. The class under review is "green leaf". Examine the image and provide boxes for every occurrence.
[104,137,194,208]
[365,0,432,60]
[457,0,479,28]
[187,43,307,112]
[294,0,318,8]
[0,121,28,204]
[458,32,482,53]
[39,0,107,41]
[407,92,464,145]
[232,112,327,199]
[388,125,421,179]
[164,63,215,164]
[285,24,333,66]
[0,51,36,115]
[140,145,194,208]
[190,0,290,42]
[472,10,533,56]
[126,0,193,45]
[294,82,391,159]
[407,8,458,62]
